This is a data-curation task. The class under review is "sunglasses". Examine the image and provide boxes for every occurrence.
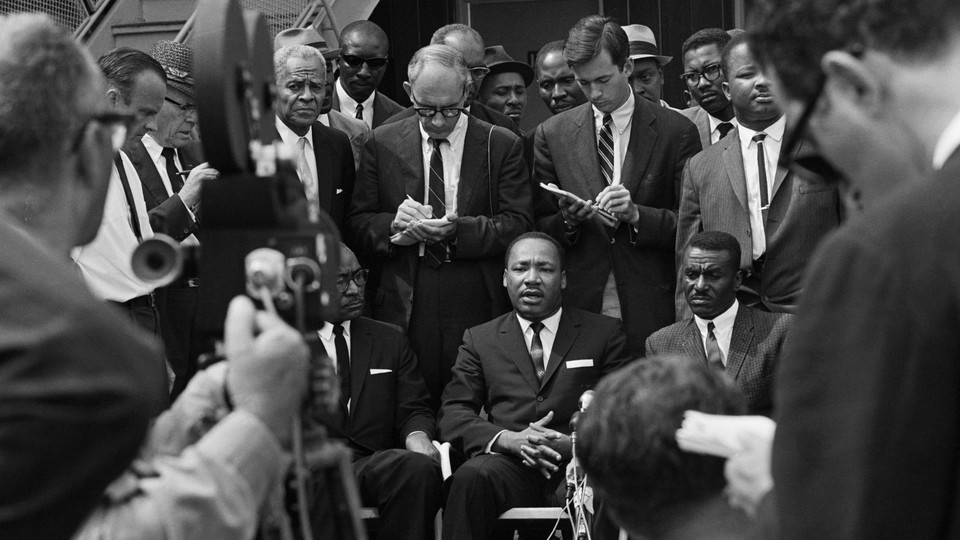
[72,112,134,153]
[340,54,389,69]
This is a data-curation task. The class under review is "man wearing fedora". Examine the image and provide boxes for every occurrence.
[333,20,404,130]
[125,40,220,399]
[623,24,675,109]
[477,45,534,125]
[275,27,370,171]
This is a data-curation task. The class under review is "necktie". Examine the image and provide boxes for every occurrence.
[297,136,319,223]
[160,147,184,194]
[753,133,769,224]
[355,103,364,121]
[598,113,615,185]
[717,122,734,140]
[424,138,448,268]
[706,322,725,372]
[114,156,143,242]
[530,321,545,382]
[333,324,351,413]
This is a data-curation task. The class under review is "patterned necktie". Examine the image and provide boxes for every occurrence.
[424,138,448,268]
[355,103,364,121]
[753,133,769,224]
[598,113,615,185]
[160,147,184,193]
[297,137,319,223]
[717,122,734,140]
[333,324,351,413]
[530,321,546,382]
[706,322,725,372]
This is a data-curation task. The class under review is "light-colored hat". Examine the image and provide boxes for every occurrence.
[622,24,672,66]
[274,27,341,61]
[149,40,194,98]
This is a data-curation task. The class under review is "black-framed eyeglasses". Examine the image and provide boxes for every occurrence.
[679,63,723,86]
[469,66,491,79]
[165,96,197,114]
[72,112,134,153]
[410,91,466,119]
[340,54,389,69]
[336,269,369,292]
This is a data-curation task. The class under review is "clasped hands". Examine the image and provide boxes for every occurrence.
[559,184,639,227]
[392,198,457,243]
[494,411,570,479]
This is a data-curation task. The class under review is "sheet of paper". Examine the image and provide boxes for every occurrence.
[539,182,619,227]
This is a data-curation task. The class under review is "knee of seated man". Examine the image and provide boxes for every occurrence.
[449,454,505,488]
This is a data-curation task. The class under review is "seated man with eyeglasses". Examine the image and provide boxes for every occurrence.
[679,28,737,149]
[346,44,532,410]
[333,20,404,129]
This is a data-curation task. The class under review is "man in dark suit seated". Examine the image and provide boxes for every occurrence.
[647,231,790,415]
[273,44,355,229]
[312,243,442,540]
[438,232,631,540]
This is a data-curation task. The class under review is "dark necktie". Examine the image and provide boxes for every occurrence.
[114,156,143,242]
[333,324,351,413]
[424,138,448,268]
[355,103,364,121]
[160,147,184,194]
[530,321,545,382]
[706,322,725,372]
[598,113,615,185]
[753,133,770,223]
[717,121,734,140]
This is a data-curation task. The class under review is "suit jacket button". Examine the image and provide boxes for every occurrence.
[609,237,616,244]
[536,396,544,402]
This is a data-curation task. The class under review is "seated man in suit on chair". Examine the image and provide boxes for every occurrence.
[438,232,631,540]
[648,231,790,415]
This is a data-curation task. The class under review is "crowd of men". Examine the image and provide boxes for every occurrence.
[2,0,959,537]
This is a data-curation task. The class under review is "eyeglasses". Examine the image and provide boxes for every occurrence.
[165,96,197,114]
[469,66,491,79]
[410,92,466,119]
[336,268,369,292]
[679,63,723,86]
[340,54,389,69]
[72,112,134,153]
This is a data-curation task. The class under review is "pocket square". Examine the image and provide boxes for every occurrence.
[565,359,594,369]
[336,188,344,194]
[369,368,393,375]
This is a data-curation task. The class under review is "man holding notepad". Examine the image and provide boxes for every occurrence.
[533,15,700,354]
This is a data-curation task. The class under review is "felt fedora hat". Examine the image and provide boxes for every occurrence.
[622,24,672,66]
[483,45,534,86]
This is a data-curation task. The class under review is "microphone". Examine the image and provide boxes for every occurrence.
[567,390,595,503]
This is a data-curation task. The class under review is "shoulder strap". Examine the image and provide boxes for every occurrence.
[114,155,143,242]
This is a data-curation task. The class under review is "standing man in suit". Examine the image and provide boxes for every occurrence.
[275,27,370,171]
[274,44,356,229]
[679,28,736,148]
[127,40,219,398]
[347,44,531,409]
[534,15,701,355]
[477,45,533,125]
[313,244,442,540]
[535,40,588,116]
[748,0,960,536]
[333,20,404,130]
[675,32,842,319]
[439,232,630,540]
[648,231,790,415]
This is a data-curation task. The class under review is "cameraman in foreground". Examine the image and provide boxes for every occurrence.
[0,13,312,539]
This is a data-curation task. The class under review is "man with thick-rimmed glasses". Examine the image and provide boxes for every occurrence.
[332,20,404,129]
[679,28,737,149]
[346,44,532,409]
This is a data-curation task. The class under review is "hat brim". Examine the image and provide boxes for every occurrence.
[167,79,194,100]
[629,54,672,67]
[321,48,341,61]
[487,61,535,87]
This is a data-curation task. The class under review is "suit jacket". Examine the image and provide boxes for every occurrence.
[645,305,792,415]
[675,128,842,318]
[308,122,357,232]
[680,105,714,150]
[533,94,702,355]
[345,115,532,329]
[382,101,523,137]
[326,109,371,173]
[126,140,199,241]
[438,308,631,458]
[317,317,435,459]
[332,89,405,129]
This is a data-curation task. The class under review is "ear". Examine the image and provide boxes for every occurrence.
[622,57,634,78]
[106,87,122,109]
[502,269,508,288]
[722,80,731,101]
[733,268,743,290]
[403,81,413,100]
[560,270,567,290]
[820,50,884,117]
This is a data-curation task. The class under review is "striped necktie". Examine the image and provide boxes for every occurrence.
[424,138,448,268]
[598,113,615,185]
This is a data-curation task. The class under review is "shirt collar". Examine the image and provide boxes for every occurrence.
[737,114,786,150]
[417,111,469,147]
[592,90,635,135]
[141,133,167,163]
[694,299,739,335]
[318,319,352,341]
[275,115,313,146]
[516,307,563,336]
[336,79,376,111]
[707,113,738,134]
[933,108,960,170]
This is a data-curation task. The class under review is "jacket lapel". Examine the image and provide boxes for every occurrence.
[539,309,579,389]
[726,307,753,380]
[619,96,656,195]
[456,117,485,213]
[501,313,542,393]
[312,125,334,215]
[348,319,373,423]
[398,117,425,201]
[682,319,709,366]
[771,136,801,200]
[723,131,749,212]
[573,106,605,197]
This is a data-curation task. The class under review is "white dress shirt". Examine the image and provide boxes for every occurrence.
[417,112,468,215]
[708,114,739,145]
[318,320,352,410]
[933,108,960,170]
[693,300,739,366]
[592,90,635,187]
[72,151,155,302]
[276,117,318,193]
[336,79,376,129]
[141,134,199,245]
[737,115,786,259]
[516,308,563,372]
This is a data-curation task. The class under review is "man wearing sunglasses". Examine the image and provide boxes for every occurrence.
[679,28,737,149]
[674,33,842,320]
[747,0,960,538]
[332,20,404,130]
[347,44,532,409]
